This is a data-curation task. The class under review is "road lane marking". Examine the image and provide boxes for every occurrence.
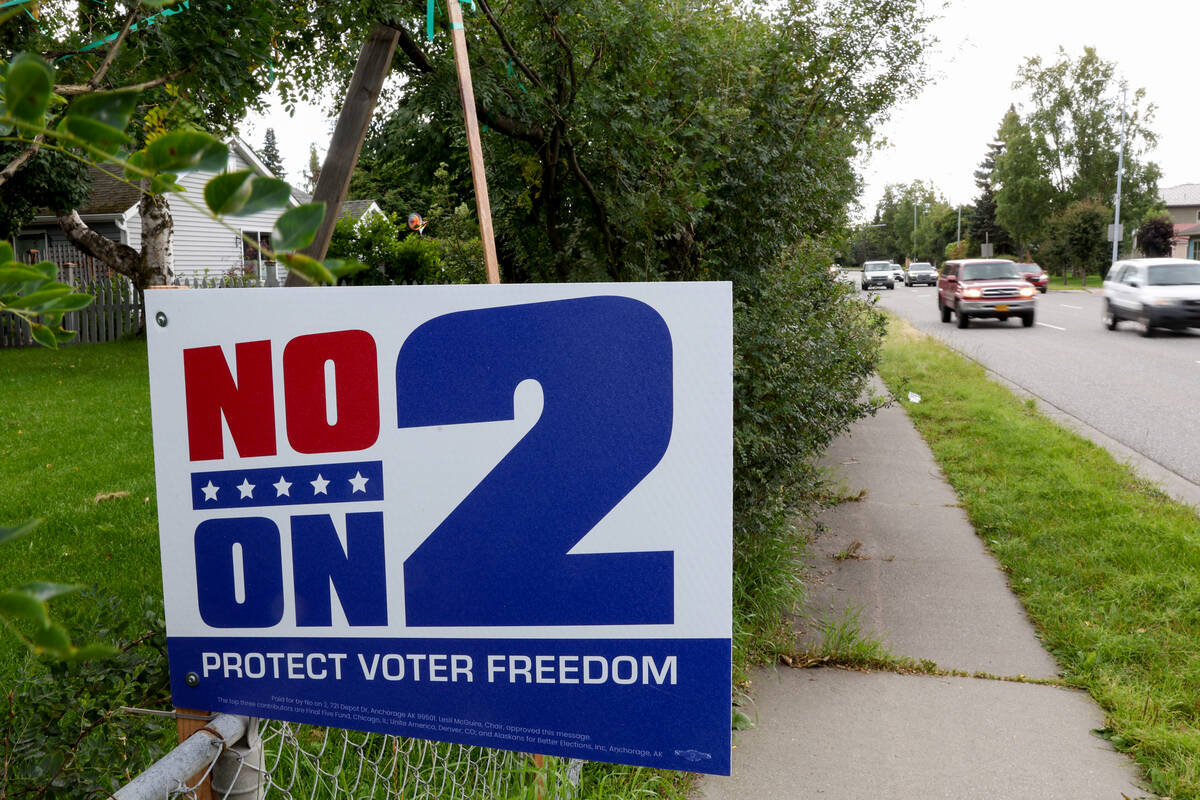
[1036,322,1066,331]
[1060,304,1083,310]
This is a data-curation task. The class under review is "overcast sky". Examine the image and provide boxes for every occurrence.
[242,0,1200,218]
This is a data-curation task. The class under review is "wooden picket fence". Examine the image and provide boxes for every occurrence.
[1,273,265,348]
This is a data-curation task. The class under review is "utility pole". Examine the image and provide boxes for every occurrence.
[1111,83,1127,263]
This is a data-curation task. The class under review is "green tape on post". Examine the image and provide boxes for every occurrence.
[427,0,436,41]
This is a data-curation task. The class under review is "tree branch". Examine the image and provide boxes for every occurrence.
[387,20,435,74]
[0,135,43,188]
[477,0,544,90]
[56,68,190,97]
[87,5,140,90]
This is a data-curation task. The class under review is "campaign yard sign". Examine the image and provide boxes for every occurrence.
[145,283,732,775]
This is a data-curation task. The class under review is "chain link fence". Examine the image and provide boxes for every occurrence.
[114,716,584,800]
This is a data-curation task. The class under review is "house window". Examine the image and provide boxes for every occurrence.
[240,231,277,282]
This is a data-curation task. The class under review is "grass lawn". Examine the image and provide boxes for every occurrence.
[0,338,160,678]
[877,315,1200,799]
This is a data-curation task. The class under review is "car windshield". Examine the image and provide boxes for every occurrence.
[1147,264,1200,286]
[959,262,1020,280]
[911,263,932,270]
[865,263,889,272]
[1016,264,1041,272]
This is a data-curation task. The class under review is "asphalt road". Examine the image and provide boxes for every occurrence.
[849,273,1200,487]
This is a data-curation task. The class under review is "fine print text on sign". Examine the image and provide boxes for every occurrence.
[146,283,732,775]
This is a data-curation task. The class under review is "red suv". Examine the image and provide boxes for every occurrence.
[938,259,1037,328]
[1015,262,1048,293]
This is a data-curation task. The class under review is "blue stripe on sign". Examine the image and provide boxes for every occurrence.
[191,461,383,509]
[167,636,731,775]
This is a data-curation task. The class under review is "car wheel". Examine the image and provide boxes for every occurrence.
[1039,286,1047,294]
[1022,312,1035,328]
[1103,302,1118,331]
[1139,307,1156,338]
[939,299,951,323]
[956,304,969,328]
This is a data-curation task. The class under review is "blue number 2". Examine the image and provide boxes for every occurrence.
[396,297,674,627]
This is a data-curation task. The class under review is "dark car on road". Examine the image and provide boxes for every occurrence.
[905,262,937,286]
[937,258,1037,328]
[861,260,894,290]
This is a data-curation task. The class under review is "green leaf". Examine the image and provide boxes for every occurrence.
[0,266,46,283]
[29,323,56,349]
[41,293,93,312]
[5,53,53,128]
[271,202,326,253]
[204,170,255,216]
[64,643,119,661]
[0,590,48,626]
[7,285,72,310]
[51,327,78,344]
[0,242,13,263]
[732,708,755,730]
[0,519,40,546]
[17,582,81,603]
[64,89,138,131]
[29,260,58,280]
[30,622,72,655]
[324,258,369,280]
[235,176,293,216]
[62,116,132,157]
[138,130,228,175]
[149,173,183,194]
[278,252,335,286]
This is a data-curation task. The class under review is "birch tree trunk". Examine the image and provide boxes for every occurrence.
[138,190,174,286]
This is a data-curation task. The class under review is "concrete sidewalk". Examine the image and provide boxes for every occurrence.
[695,381,1152,799]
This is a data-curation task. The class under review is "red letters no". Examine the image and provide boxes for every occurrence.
[184,341,276,461]
[283,330,379,454]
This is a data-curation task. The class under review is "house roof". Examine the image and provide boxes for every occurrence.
[1175,223,1200,237]
[79,165,143,215]
[1160,184,1200,207]
[336,200,380,224]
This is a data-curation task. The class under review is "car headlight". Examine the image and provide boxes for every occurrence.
[1019,286,1035,297]
[963,288,982,298]
[1151,297,1180,306]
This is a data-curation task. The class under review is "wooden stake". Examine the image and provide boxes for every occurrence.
[285,23,400,285]
[175,708,214,800]
[446,0,501,285]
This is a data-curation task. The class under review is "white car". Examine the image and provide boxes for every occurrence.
[890,263,905,283]
[1103,258,1200,337]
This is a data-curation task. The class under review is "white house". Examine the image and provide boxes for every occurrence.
[16,138,377,285]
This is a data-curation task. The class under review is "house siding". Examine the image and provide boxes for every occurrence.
[124,151,289,281]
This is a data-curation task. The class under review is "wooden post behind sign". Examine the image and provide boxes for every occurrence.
[284,23,401,285]
[176,708,214,800]
[446,0,501,285]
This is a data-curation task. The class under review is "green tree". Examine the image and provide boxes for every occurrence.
[0,1,384,287]
[1040,198,1111,281]
[303,142,322,194]
[1007,47,1161,257]
[259,127,286,179]
[993,107,1057,257]
[367,0,932,286]
[968,125,1012,256]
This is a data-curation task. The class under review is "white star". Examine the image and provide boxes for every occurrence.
[348,471,369,493]
[201,481,219,502]
[311,474,330,495]
[237,478,255,499]
[273,476,292,497]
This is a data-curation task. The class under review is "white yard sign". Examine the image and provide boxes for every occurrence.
[146,283,732,774]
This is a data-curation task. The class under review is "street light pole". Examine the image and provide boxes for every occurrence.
[1111,83,1127,263]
